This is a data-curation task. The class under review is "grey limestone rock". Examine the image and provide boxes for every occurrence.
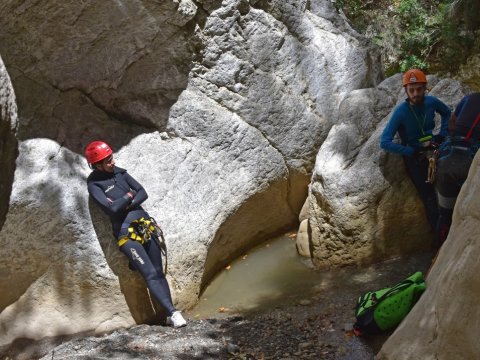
[0,0,383,344]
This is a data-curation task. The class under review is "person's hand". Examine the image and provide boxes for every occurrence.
[412,145,436,156]
[412,147,426,156]
[433,134,445,144]
[126,190,137,199]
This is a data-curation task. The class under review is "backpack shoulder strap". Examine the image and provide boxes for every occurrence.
[465,112,480,141]
[374,280,414,303]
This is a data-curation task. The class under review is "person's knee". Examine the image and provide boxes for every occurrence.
[143,270,165,283]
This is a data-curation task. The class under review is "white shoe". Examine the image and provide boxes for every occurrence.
[168,311,187,328]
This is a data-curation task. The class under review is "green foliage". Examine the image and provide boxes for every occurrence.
[433,0,479,71]
[400,55,428,73]
[334,0,480,74]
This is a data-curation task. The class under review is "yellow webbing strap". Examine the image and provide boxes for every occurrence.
[117,217,156,247]
[118,237,129,247]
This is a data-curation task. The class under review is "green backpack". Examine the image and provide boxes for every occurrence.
[353,271,426,335]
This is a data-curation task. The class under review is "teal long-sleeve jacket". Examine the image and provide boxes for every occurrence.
[380,95,451,156]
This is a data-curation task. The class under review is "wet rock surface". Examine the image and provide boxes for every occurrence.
[1,253,432,360]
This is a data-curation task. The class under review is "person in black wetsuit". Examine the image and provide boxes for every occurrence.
[434,93,480,248]
[85,140,186,328]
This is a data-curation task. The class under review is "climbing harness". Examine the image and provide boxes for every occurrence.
[118,217,168,274]
[429,116,480,185]
[426,152,437,184]
[408,103,436,183]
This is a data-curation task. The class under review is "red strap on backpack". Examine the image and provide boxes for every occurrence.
[465,113,480,141]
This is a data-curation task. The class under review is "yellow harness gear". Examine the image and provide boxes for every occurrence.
[118,216,168,274]
[118,217,157,247]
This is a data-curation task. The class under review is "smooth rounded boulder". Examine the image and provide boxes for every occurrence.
[0,0,383,345]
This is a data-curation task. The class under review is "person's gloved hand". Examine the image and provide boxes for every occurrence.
[124,190,137,209]
[412,147,426,156]
[433,134,445,144]
[412,145,436,156]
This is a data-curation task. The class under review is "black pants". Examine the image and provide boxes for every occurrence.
[120,238,176,315]
[403,155,439,233]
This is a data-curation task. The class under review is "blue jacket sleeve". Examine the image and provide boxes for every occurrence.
[123,172,148,208]
[380,109,414,156]
[88,182,132,216]
[435,98,452,136]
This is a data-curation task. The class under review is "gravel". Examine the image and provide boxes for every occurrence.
[0,253,432,360]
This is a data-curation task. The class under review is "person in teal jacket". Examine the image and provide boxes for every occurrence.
[380,69,451,233]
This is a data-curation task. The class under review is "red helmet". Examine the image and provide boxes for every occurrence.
[85,141,113,164]
[402,69,427,87]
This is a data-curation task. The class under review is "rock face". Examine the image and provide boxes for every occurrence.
[459,53,480,91]
[0,140,143,344]
[0,0,383,345]
[302,75,467,267]
[167,0,383,288]
[0,0,196,152]
[377,151,480,360]
[37,322,229,360]
[0,55,18,229]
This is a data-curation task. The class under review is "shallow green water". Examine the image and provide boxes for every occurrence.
[189,232,432,321]
[189,233,315,318]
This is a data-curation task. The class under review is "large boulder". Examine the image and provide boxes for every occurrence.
[0,55,18,229]
[0,0,196,151]
[167,0,383,287]
[302,75,467,267]
[0,140,141,345]
[377,150,480,360]
[0,0,383,344]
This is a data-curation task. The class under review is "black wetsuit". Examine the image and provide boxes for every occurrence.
[87,166,176,315]
[434,93,480,247]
